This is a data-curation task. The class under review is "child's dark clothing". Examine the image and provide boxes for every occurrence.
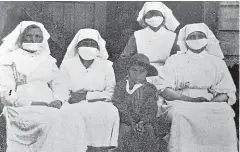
[113,80,158,152]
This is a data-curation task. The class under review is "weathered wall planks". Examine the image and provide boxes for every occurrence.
[203,1,239,67]
[0,1,106,65]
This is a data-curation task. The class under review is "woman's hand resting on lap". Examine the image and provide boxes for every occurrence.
[190,97,209,103]
[31,100,63,109]
[49,100,63,109]
[68,90,87,104]
[31,101,49,107]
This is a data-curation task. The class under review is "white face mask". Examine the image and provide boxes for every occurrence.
[78,47,99,60]
[22,43,43,53]
[185,38,208,50]
[145,16,164,27]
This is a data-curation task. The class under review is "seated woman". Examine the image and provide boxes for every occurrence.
[156,23,238,152]
[0,21,67,107]
[0,21,87,152]
[60,28,119,150]
[112,53,158,152]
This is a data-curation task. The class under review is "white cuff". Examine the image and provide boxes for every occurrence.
[86,91,111,100]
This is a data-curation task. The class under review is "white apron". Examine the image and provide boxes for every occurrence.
[162,89,238,152]
[135,27,176,116]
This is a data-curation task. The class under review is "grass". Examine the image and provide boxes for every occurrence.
[0,116,6,152]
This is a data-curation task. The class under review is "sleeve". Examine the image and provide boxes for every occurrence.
[0,64,19,105]
[120,35,137,58]
[59,62,72,91]
[211,60,236,105]
[154,55,178,91]
[49,62,70,103]
[86,61,116,101]
[140,86,158,124]
[112,82,134,125]
[0,64,14,93]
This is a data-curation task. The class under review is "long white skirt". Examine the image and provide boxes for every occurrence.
[62,101,120,147]
[4,106,87,152]
[162,101,238,152]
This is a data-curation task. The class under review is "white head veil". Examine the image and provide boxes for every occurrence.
[0,21,51,57]
[177,23,224,59]
[137,2,180,31]
[63,28,108,61]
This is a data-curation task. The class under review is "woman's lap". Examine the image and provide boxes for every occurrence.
[4,101,119,151]
[83,102,119,147]
[62,101,119,147]
[162,101,238,152]
[5,106,87,152]
[163,101,235,120]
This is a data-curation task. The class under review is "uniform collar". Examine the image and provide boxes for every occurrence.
[187,50,208,58]
[126,79,143,94]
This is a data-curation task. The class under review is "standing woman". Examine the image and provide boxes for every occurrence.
[120,2,180,76]
[121,2,180,58]
[60,29,119,151]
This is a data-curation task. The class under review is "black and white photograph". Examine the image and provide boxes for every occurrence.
[0,1,239,152]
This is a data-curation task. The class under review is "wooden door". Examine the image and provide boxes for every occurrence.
[45,1,106,49]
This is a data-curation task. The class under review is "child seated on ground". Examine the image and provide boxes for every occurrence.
[112,53,158,152]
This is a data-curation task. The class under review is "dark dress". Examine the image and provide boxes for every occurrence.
[112,80,158,152]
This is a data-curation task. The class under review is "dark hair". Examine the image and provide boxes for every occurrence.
[16,24,42,46]
[76,38,99,49]
[143,10,164,19]
[186,31,207,40]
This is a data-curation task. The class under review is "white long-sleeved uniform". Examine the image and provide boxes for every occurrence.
[0,48,69,106]
[60,56,119,147]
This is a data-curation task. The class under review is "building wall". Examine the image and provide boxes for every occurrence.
[203,1,239,67]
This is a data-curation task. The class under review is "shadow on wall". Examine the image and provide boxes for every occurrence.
[0,7,31,45]
[228,64,239,138]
